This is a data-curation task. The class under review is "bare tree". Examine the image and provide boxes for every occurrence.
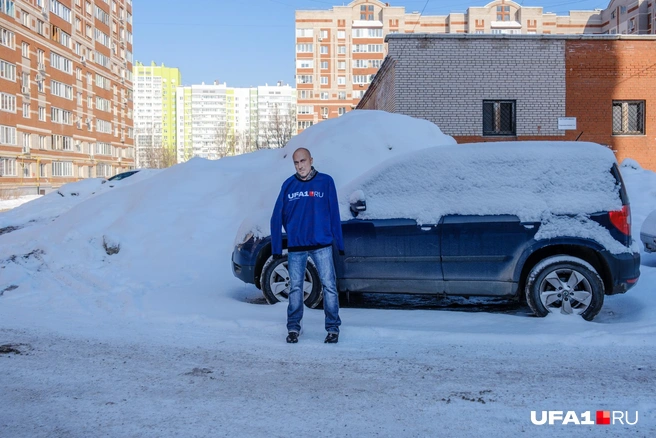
[214,122,230,159]
[236,129,254,155]
[264,104,296,149]
[140,145,177,169]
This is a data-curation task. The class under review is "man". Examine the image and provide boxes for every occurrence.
[270,147,344,344]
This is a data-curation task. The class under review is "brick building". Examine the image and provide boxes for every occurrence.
[357,34,656,170]
[0,0,134,195]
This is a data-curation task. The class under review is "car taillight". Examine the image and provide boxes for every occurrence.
[609,205,631,236]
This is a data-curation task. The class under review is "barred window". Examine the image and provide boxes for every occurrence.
[483,100,516,136]
[612,101,644,135]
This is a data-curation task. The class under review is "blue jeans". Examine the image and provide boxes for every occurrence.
[287,246,341,334]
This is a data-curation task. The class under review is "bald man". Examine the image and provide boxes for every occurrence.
[271,147,345,344]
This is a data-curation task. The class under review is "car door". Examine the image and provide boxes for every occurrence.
[338,218,444,294]
[440,215,538,296]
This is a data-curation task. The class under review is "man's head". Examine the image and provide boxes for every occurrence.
[292,148,313,179]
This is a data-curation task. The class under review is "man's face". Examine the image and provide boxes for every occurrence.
[293,150,313,179]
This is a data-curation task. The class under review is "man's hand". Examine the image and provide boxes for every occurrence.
[272,253,283,260]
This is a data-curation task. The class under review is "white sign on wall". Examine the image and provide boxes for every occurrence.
[558,117,577,130]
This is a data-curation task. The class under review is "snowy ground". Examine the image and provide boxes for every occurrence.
[0,195,41,212]
[1,112,655,437]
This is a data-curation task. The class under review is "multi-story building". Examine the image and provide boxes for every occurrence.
[175,81,229,161]
[133,61,181,167]
[295,0,656,133]
[0,0,134,194]
[175,82,296,161]
[599,0,655,35]
[256,83,297,149]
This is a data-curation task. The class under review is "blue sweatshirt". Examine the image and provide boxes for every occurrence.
[271,171,344,255]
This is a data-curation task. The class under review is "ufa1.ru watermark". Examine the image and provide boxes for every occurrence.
[530,411,638,426]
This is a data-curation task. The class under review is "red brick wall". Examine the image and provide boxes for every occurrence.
[565,40,656,170]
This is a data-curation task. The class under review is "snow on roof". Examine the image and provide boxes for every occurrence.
[339,141,622,225]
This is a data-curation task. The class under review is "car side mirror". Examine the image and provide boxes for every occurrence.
[350,200,366,217]
[349,190,366,217]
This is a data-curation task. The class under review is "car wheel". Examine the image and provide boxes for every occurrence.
[261,254,323,308]
[525,255,604,321]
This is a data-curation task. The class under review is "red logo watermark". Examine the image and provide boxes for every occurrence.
[530,410,638,426]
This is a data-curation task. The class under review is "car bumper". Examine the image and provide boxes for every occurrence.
[232,248,257,285]
[606,250,641,295]
[640,232,656,253]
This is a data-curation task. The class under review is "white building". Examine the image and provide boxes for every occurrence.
[176,82,228,161]
[175,82,297,160]
[256,83,297,149]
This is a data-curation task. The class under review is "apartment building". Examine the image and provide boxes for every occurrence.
[228,86,255,155]
[133,61,181,167]
[256,83,297,149]
[175,82,228,161]
[175,82,296,161]
[0,0,134,195]
[295,0,655,133]
[599,0,656,34]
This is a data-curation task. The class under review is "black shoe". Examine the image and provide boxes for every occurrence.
[324,333,339,344]
[286,332,299,343]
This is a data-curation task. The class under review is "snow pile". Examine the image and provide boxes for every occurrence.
[620,158,656,239]
[0,194,41,212]
[641,210,656,237]
[340,141,622,223]
[0,169,161,230]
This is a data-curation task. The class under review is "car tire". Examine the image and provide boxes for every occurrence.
[261,254,323,309]
[525,255,604,321]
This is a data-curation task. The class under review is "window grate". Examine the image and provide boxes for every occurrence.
[483,100,516,136]
[613,101,644,135]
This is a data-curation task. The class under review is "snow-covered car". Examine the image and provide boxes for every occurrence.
[640,209,656,253]
[104,170,140,182]
[232,141,641,321]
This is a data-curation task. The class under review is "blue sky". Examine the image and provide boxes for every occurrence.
[133,0,611,87]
